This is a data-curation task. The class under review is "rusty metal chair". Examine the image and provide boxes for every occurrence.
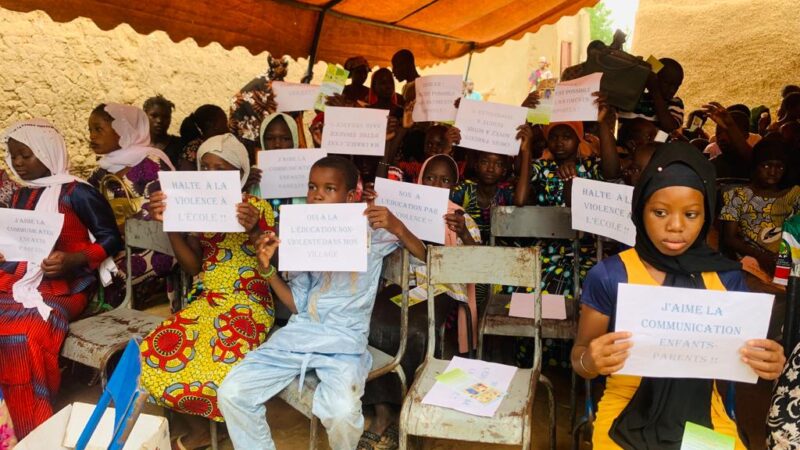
[61,218,168,381]
[399,246,554,450]
[277,248,411,450]
[479,206,581,359]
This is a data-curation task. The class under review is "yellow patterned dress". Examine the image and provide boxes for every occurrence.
[140,196,276,421]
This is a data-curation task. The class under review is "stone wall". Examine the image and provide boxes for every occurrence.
[632,0,800,121]
[0,8,325,177]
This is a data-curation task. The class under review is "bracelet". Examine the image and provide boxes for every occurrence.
[579,350,596,376]
[260,264,277,280]
[377,161,390,167]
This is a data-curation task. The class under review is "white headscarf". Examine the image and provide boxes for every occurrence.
[196,133,250,188]
[3,119,84,320]
[97,103,175,173]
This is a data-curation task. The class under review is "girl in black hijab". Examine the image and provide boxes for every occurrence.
[571,142,786,449]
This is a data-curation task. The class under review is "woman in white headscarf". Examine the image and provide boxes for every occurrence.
[0,119,122,438]
[87,103,177,309]
[139,133,276,448]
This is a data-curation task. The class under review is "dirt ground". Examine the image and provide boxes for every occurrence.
[55,364,579,450]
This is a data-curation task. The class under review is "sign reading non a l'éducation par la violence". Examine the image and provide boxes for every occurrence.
[550,72,602,123]
[322,106,387,156]
[412,75,463,122]
[0,209,64,262]
[160,171,244,233]
[571,178,636,246]
[615,283,774,384]
[373,177,450,244]
[455,99,528,156]
[257,149,327,199]
[272,81,321,113]
[278,203,368,272]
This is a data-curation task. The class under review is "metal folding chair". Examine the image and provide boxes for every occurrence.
[399,246,554,450]
[276,248,411,450]
[479,206,581,357]
[61,218,168,383]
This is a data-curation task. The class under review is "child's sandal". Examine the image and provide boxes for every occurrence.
[356,430,382,450]
[376,424,400,450]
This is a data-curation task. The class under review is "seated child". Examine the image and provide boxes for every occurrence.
[395,125,465,182]
[360,154,481,448]
[768,341,800,448]
[177,104,229,170]
[573,142,785,449]
[87,103,176,308]
[514,121,601,367]
[618,57,685,133]
[139,134,276,449]
[595,92,657,184]
[218,156,426,450]
[0,119,122,437]
[450,150,514,244]
[720,140,800,276]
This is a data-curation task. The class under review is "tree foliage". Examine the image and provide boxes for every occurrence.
[589,1,614,45]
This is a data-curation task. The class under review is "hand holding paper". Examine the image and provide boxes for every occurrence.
[455,99,528,155]
[614,283,774,383]
[583,331,633,376]
[551,72,603,122]
[160,171,244,233]
[255,231,280,271]
[740,338,785,380]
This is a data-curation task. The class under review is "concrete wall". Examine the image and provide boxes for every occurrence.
[0,8,325,177]
[632,0,800,120]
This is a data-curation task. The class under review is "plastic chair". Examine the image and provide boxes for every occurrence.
[276,248,411,450]
[399,245,554,450]
[76,339,146,450]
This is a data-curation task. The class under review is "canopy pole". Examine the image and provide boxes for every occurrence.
[302,0,344,83]
[463,44,476,81]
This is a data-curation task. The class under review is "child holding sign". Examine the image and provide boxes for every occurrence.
[259,112,307,223]
[218,156,426,450]
[141,134,276,449]
[514,121,601,367]
[572,143,785,449]
[0,120,122,438]
[361,154,482,447]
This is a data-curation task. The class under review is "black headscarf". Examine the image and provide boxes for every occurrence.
[630,142,740,276]
[610,141,740,449]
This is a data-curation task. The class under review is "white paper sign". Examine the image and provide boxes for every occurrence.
[272,81,321,112]
[258,149,326,199]
[412,75,463,122]
[0,209,64,262]
[160,171,244,233]
[455,99,528,156]
[615,283,774,383]
[509,293,567,320]
[278,203,368,272]
[571,178,636,246]
[550,72,602,122]
[322,106,388,156]
[422,356,517,417]
[374,177,449,244]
